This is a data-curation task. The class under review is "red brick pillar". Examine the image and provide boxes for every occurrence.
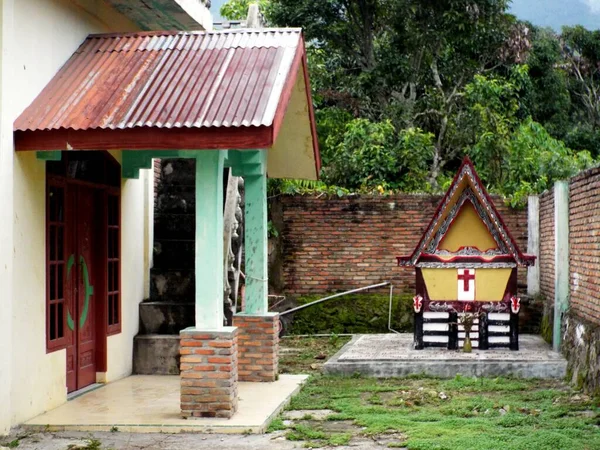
[232,313,279,382]
[179,328,238,419]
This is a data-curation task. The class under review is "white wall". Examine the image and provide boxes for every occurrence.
[0,0,16,437]
[1,0,141,432]
[101,155,149,383]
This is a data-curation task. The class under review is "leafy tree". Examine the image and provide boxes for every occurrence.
[220,0,599,199]
[322,119,434,192]
[220,0,271,20]
[466,69,593,205]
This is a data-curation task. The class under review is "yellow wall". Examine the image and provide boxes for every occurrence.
[438,202,498,252]
[422,268,511,301]
[269,65,318,180]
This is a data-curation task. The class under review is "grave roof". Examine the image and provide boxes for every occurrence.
[397,157,536,268]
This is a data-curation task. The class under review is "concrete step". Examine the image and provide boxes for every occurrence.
[133,334,180,375]
[150,268,195,302]
[139,301,195,334]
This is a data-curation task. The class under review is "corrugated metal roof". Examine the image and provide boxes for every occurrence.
[14,29,303,133]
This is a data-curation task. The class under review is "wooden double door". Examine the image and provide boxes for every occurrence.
[65,185,101,393]
[47,151,120,394]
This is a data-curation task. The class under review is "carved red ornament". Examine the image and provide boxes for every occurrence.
[510,296,521,314]
[413,295,424,313]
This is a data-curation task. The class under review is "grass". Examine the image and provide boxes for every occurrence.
[276,341,600,449]
[278,374,600,449]
[279,334,350,374]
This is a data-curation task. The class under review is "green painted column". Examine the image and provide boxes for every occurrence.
[244,152,268,315]
[195,151,225,329]
[553,181,569,351]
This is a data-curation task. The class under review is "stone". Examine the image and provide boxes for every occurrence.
[324,334,567,378]
[283,410,335,421]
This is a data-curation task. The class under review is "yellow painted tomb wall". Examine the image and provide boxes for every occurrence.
[422,268,512,301]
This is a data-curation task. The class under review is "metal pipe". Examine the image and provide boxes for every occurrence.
[387,283,402,335]
[279,281,390,316]
[281,333,354,339]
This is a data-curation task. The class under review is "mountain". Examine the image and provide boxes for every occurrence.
[510,0,600,31]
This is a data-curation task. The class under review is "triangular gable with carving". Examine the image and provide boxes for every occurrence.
[397,157,535,268]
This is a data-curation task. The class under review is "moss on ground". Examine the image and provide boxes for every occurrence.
[279,335,351,374]
[287,293,414,335]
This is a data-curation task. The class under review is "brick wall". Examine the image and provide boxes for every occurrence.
[569,167,600,325]
[539,189,555,305]
[276,194,528,296]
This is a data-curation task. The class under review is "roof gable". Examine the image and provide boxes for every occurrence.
[438,201,500,253]
[398,157,535,267]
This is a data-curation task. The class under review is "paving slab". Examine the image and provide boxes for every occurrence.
[23,375,307,434]
[324,334,567,379]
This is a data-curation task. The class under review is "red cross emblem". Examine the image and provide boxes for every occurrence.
[457,269,475,301]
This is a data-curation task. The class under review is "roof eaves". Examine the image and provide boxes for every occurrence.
[105,0,212,31]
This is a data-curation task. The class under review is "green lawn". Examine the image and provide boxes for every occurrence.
[276,338,600,450]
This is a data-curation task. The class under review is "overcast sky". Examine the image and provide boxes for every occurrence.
[510,0,600,30]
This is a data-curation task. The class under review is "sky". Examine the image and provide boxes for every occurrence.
[210,0,227,22]
[510,0,600,30]
[209,1,600,30]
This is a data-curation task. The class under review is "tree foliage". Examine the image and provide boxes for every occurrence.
[221,0,599,203]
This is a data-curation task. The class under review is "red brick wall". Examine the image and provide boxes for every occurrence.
[278,194,528,296]
[569,167,600,325]
[539,189,555,304]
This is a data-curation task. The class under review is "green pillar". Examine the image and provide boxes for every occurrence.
[553,181,569,351]
[244,153,268,314]
[195,151,225,329]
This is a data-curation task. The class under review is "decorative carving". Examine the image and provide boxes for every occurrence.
[481,302,509,313]
[413,295,424,313]
[434,246,503,257]
[416,262,516,269]
[429,302,457,312]
[510,296,521,314]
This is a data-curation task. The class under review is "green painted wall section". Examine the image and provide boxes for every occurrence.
[121,148,271,323]
[195,150,225,329]
[243,150,268,314]
[554,181,569,351]
[36,151,61,161]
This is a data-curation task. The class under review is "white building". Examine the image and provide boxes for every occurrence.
[0,0,212,435]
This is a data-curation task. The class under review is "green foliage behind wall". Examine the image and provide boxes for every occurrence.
[286,293,414,335]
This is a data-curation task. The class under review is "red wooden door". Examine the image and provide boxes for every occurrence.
[65,186,98,393]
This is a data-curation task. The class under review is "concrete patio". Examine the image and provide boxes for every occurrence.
[23,375,307,434]
[324,334,567,378]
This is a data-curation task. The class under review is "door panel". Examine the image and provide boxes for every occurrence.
[76,187,97,390]
[64,186,99,393]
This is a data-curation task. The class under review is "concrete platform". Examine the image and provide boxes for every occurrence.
[24,374,307,434]
[324,334,567,379]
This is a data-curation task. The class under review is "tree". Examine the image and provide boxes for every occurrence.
[220,0,271,20]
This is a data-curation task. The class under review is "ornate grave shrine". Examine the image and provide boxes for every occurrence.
[398,158,535,351]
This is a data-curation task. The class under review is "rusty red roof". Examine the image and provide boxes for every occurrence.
[15,29,304,132]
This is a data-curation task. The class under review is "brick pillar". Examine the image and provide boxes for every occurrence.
[179,327,238,419]
[233,313,279,382]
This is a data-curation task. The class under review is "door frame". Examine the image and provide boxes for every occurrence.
[45,151,121,386]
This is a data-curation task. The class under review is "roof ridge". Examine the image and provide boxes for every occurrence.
[87,28,303,39]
